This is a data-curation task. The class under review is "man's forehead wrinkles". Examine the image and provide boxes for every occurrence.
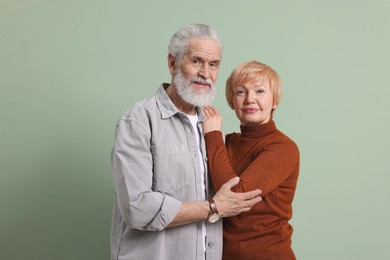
[188,50,221,60]
[191,55,220,62]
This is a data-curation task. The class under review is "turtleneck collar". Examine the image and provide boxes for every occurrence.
[240,119,277,138]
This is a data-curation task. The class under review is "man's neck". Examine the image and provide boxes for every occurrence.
[166,84,196,115]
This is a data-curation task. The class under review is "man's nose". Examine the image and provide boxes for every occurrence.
[198,64,210,79]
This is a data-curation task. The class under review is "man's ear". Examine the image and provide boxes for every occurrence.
[168,54,176,75]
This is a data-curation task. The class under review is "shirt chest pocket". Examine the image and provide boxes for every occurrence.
[151,144,191,195]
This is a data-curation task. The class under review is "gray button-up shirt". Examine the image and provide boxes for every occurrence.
[111,84,222,260]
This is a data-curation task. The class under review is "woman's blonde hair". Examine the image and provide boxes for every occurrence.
[225,61,283,112]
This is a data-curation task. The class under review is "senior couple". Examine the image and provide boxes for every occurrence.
[110,23,299,260]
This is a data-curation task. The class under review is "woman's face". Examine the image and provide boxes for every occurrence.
[232,78,277,126]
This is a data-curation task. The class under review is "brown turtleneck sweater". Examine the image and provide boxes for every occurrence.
[205,120,300,260]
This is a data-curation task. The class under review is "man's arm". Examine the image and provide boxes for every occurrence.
[112,118,182,231]
[167,177,261,227]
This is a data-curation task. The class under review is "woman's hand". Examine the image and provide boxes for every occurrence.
[202,106,222,134]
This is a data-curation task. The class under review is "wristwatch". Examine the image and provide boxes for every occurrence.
[207,198,221,223]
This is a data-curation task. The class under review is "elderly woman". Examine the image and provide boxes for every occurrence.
[203,61,300,260]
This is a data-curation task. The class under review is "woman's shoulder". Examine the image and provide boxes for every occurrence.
[272,129,300,156]
[225,132,240,142]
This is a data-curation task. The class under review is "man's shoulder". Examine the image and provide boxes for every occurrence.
[120,95,157,120]
[119,84,172,121]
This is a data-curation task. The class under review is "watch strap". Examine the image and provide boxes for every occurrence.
[208,198,218,214]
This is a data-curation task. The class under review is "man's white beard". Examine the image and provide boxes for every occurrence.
[173,69,216,107]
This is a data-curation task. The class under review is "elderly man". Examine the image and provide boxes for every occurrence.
[110,24,262,260]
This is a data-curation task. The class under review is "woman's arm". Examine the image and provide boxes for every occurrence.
[203,107,299,196]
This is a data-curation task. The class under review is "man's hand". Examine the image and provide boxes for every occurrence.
[213,177,262,217]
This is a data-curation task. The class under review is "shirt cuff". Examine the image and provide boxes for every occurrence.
[147,195,182,231]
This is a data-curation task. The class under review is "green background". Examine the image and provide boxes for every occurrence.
[1,0,389,259]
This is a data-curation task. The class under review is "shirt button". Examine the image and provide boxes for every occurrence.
[208,242,215,248]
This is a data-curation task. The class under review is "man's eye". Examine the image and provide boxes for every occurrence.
[209,62,218,69]
[192,60,201,65]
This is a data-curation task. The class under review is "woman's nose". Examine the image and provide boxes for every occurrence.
[245,91,255,103]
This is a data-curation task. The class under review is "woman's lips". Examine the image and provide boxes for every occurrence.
[243,108,257,113]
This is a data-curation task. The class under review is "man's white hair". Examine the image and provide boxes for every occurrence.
[168,23,223,64]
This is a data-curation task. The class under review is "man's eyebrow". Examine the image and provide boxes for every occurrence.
[191,56,204,61]
[191,56,220,63]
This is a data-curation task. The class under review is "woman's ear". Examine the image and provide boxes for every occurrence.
[168,54,176,75]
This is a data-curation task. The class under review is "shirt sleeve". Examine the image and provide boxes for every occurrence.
[204,130,300,196]
[111,118,182,231]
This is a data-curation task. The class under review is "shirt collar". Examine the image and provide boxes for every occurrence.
[156,83,206,122]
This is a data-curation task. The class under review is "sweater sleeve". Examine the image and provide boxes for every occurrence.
[204,131,237,191]
[205,131,300,196]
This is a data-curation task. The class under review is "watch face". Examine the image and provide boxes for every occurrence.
[208,213,220,223]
